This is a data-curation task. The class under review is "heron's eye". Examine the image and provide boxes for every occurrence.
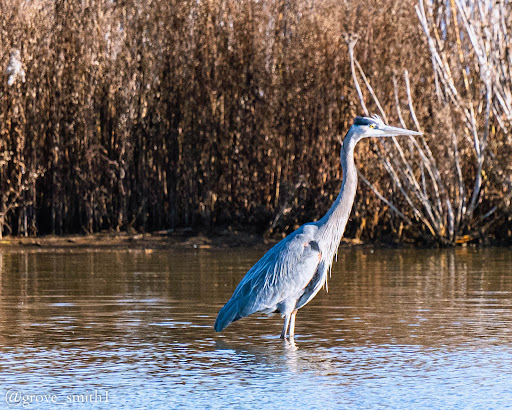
[369,124,375,129]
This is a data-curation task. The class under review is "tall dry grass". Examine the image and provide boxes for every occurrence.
[0,0,510,244]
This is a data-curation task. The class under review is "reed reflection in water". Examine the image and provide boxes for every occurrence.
[0,247,511,408]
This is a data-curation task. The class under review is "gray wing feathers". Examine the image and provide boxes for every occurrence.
[214,224,321,332]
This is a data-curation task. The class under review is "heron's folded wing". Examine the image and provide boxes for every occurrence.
[214,224,322,331]
[230,225,322,317]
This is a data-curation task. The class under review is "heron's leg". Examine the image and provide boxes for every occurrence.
[280,314,291,339]
[288,310,297,339]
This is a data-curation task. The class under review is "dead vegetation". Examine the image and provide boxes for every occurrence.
[0,0,511,245]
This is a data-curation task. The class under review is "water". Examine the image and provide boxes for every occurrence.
[1,247,512,409]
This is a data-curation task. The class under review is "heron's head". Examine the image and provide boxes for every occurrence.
[351,115,422,140]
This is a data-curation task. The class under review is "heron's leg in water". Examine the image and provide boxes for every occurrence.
[280,314,291,339]
[288,310,298,339]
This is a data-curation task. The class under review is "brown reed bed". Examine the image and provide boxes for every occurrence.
[1,0,511,245]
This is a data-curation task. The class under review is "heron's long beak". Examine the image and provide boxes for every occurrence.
[379,124,422,137]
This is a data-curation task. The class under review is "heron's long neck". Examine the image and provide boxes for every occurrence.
[316,134,359,264]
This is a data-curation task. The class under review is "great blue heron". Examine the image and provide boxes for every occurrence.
[214,115,421,339]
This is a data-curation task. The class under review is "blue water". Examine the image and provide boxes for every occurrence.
[1,248,511,408]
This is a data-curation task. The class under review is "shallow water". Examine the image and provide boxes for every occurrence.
[1,247,512,408]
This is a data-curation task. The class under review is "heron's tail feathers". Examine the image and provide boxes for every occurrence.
[214,299,242,332]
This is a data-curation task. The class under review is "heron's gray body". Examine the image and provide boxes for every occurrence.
[214,115,421,338]
[213,223,328,333]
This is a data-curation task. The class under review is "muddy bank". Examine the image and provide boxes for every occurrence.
[0,230,368,251]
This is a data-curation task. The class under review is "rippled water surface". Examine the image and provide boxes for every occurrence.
[1,247,512,408]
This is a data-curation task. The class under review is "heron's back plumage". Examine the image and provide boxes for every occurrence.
[214,223,323,332]
[214,298,243,332]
